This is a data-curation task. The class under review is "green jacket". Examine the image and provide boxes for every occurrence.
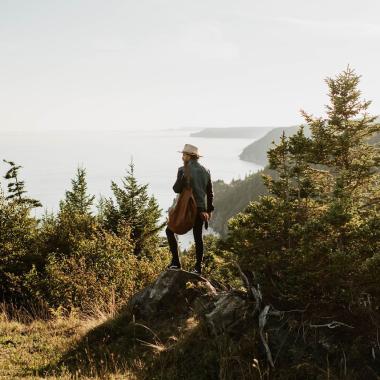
[172,158,214,213]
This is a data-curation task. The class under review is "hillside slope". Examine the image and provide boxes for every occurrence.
[210,168,275,237]
[42,269,379,379]
[239,120,380,166]
[239,125,311,166]
[190,126,273,139]
[209,126,380,237]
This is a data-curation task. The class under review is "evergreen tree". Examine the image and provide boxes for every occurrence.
[262,128,331,205]
[38,166,97,257]
[262,131,292,203]
[3,159,42,208]
[301,66,380,207]
[0,181,40,302]
[226,66,380,305]
[300,66,380,252]
[59,166,95,215]
[99,160,165,257]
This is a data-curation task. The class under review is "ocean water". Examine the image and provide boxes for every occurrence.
[0,129,263,248]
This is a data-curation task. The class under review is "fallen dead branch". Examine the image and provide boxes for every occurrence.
[309,321,354,329]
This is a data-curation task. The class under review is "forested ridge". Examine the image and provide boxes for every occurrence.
[1,67,380,379]
[239,125,307,166]
[212,122,380,238]
[238,119,380,166]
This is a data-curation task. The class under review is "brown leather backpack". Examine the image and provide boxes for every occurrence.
[167,164,198,234]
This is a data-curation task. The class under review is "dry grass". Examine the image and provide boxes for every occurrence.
[0,301,138,379]
[0,298,261,379]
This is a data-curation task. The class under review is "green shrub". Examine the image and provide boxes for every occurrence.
[26,223,170,314]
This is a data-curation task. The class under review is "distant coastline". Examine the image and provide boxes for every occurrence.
[239,125,304,165]
[190,126,273,139]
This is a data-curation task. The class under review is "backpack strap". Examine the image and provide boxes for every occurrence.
[183,163,191,188]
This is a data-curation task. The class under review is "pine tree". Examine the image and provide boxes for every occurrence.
[301,66,380,207]
[227,66,380,305]
[99,159,165,257]
[262,131,291,202]
[2,159,42,208]
[0,177,40,302]
[59,166,95,215]
[39,166,97,257]
[262,127,332,204]
[261,127,332,229]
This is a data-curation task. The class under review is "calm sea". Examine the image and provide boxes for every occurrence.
[0,129,263,248]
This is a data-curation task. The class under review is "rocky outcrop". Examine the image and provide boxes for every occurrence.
[129,269,219,320]
[129,269,250,337]
[205,291,250,335]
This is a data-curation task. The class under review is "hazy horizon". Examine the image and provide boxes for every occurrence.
[0,125,286,133]
[1,0,380,132]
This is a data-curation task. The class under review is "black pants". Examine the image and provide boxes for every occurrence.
[165,211,204,269]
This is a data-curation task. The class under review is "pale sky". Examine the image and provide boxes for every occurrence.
[1,0,380,132]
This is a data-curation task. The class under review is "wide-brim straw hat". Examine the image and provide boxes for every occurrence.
[177,143,203,157]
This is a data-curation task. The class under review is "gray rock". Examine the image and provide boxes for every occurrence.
[205,292,249,335]
[129,269,218,320]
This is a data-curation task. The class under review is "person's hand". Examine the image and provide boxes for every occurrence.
[200,212,211,222]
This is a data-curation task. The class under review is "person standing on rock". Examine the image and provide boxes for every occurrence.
[166,144,215,275]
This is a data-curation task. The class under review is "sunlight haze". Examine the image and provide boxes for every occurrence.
[1,0,379,131]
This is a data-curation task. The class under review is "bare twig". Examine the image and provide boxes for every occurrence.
[309,321,354,329]
[269,304,309,318]
[259,305,275,368]
[342,349,347,377]
[133,322,163,345]
[235,263,262,315]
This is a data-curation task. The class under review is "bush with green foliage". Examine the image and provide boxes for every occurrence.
[0,164,42,303]
[37,167,98,257]
[226,67,380,330]
[98,160,165,258]
[181,234,240,288]
[27,223,170,313]
[1,162,170,314]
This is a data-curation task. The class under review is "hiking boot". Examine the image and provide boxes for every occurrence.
[191,267,202,275]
